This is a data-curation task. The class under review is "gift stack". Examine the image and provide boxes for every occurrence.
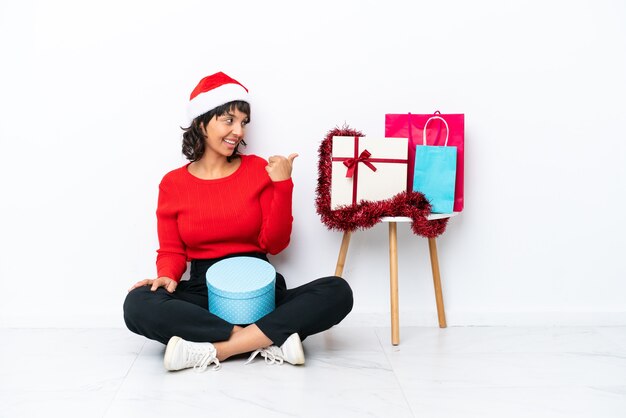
[327,111,464,215]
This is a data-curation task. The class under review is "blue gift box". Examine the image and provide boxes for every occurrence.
[205,256,276,324]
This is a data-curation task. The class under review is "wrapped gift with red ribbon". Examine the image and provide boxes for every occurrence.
[331,136,408,209]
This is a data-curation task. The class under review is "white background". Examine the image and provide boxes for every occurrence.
[1,0,625,328]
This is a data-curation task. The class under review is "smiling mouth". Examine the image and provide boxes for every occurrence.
[223,139,238,146]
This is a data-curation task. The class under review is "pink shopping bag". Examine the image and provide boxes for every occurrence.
[385,111,465,212]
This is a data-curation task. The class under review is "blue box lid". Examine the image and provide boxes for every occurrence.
[206,257,276,300]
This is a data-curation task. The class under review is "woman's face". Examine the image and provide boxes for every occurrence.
[201,107,249,158]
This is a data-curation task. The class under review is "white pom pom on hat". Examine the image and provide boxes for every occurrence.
[186,72,249,125]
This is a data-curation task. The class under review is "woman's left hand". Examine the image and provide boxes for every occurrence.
[265,153,298,181]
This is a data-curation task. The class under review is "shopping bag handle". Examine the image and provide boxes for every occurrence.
[423,116,449,146]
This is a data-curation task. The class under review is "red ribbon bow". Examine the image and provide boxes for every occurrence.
[343,149,377,178]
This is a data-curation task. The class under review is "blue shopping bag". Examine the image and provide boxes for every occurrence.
[413,116,457,213]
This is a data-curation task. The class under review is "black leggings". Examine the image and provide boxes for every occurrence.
[123,253,354,346]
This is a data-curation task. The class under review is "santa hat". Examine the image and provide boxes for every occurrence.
[186,72,249,124]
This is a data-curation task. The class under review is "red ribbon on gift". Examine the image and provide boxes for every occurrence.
[332,136,408,205]
[343,149,377,178]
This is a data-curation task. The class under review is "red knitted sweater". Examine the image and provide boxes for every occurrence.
[155,154,293,282]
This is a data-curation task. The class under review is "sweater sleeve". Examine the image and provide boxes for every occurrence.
[155,179,187,282]
[258,177,294,255]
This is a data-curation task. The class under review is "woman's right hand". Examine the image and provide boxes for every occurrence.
[128,276,178,293]
[265,153,298,182]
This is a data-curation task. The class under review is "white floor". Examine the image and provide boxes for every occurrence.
[1,326,625,418]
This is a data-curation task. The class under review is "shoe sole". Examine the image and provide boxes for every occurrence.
[163,336,182,370]
[283,333,305,365]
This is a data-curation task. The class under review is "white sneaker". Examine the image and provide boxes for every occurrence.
[163,336,221,372]
[245,333,305,366]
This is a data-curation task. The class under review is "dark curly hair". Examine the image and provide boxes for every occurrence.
[181,100,250,162]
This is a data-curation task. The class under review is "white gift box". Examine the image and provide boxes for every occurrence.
[331,136,408,209]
